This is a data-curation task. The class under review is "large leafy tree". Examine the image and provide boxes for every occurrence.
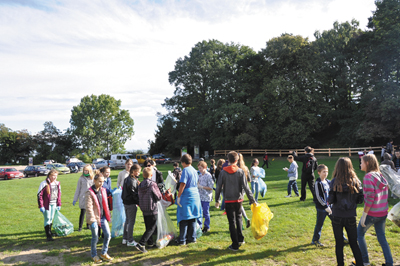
[0,124,34,164]
[70,94,134,157]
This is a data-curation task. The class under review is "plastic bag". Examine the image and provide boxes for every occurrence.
[252,167,265,179]
[388,201,400,228]
[251,203,273,240]
[53,210,74,236]
[156,201,177,248]
[111,188,126,238]
[196,222,203,239]
[380,165,400,197]
[258,179,267,198]
[165,171,177,195]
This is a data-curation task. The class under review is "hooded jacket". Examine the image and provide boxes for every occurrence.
[215,164,255,204]
[328,178,363,218]
[86,186,111,225]
[138,178,162,216]
[121,176,139,205]
[363,172,389,217]
[37,180,61,210]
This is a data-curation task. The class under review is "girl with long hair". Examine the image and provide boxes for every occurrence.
[73,164,94,231]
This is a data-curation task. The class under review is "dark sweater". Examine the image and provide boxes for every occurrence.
[328,178,363,217]
[121,176,139,205]
[138,179,162,216]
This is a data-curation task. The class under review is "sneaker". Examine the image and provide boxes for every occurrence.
[179,242,186,246]
[147,242,156,248]
[228,245,239,251]
[294,194,299,197]
[285,195,292,198]
[311,240,324,247]
[202,228,210,233]
[78,228,82,232]
[92,256,102,263]
[222,211,227,215]
[187,240,197,244]
[246,219,251,228]
[135,243,147,253]
[127,240,138,247]
[122,239,127,245]
[99,253,113,262]
[239,241,245,246]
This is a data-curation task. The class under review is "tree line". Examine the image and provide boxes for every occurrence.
[0,94,135,165]
[149,0,400,156]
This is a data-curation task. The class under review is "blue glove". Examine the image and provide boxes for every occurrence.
[39,207,45,213]
[56,206,61,211]
[72,201,76,206]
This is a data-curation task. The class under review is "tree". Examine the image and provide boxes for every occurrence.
[0,124,34,164]
[70,94,134,157]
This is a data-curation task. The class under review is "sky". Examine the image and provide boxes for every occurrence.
[0,0,377,152]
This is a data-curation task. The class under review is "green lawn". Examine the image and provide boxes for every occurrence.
[0,156,399,265]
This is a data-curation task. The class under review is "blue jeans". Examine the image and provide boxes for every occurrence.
[90,217,111,258]
[179,218,196,244]
[313,209,346,242]
[331,216,363,266]
[251,180,259,202]
[198,201,210,229]
[287,180,299,196]
[357,215,393,266]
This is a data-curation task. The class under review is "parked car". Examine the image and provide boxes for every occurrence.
[135,154,152,165]
[152,154,172,164]
[66,162,86,172]
[23,165,50,177]
[46,163,71,174]
[0,167,24,180]
[43,160,55,166]
[110,154,138,169]
[66,157,82,164]
[92,158,105,164]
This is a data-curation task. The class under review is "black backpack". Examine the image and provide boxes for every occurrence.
[304,156,316,175]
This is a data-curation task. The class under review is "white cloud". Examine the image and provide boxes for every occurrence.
[0,0,377,151]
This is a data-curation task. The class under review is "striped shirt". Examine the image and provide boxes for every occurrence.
[363,172,389,217]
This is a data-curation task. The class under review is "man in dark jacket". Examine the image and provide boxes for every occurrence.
[290,146,317,201]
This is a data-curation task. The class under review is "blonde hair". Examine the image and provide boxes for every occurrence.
[82,164,94,180]
[361,154,380,173]
[238,154,249,179]
[46,169,58,194]
[143,167,153,179]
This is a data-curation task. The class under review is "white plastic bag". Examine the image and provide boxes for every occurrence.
[156,201,177,248]
[380,165,400,197]
[388,201,400,228]
[165,171,177,195]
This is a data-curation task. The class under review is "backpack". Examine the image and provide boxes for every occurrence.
[304,156,316,175]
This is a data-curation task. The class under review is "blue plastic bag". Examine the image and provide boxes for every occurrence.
[258,178,267,197]
[111,188,126,238]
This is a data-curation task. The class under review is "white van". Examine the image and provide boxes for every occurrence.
[110,154,138,169]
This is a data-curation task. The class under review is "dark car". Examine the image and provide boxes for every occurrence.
[152,154,172,164]
[67,162,86,172]
[23,165,50,177]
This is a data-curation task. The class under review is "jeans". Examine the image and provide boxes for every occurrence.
[179,218,196,244]
[123,204,138,242]
[287,180,299,196]
[90,217,111,258]
[198,201,210,229]
[139,214,157,246]
[251,180,259,202]
[313,209,346,242]
[300,176,315,201]
[43,203,56,226]
[357,215,393,266]
[331,216,363,266]
[220,197,225,211]
[225,202,244,249]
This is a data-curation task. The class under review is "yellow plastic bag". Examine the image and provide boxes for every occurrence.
[251,203,274,240]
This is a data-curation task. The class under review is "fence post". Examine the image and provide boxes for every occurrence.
[349,148,351,157]
[329,148,331,157]
[251,149,253,157]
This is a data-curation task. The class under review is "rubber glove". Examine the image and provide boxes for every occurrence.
[198,184,204,189]
[325,207,332,215]
[177,197,182,207]
[39,207,45,213]
[56,206,61,211]
[72,201,76,206]
[360,212,368,227]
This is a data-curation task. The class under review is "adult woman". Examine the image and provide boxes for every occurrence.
[116,159,134,188]
[357,154,393,266]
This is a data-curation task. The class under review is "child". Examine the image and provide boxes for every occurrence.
[100,166,112,192]
[284,155,299,197]
[37,169,61,241]
[357,154,393,266]
[209,159,216,181]
[73,164,94,231]
[197,161,214,233]
[116,159,134,188]
[121,164,141,246]
[250,158,260,203]
[136,167,162,253]
[312,164,333,246]
[215,151,256,251]
[86,171,113,263]
[173,162,182,199]
[328,157,363,266]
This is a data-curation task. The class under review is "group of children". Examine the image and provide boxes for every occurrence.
[37,152,394,265]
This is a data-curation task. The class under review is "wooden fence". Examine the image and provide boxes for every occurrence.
[214,146,384,157]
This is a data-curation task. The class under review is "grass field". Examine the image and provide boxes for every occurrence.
[0,156,399,266]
